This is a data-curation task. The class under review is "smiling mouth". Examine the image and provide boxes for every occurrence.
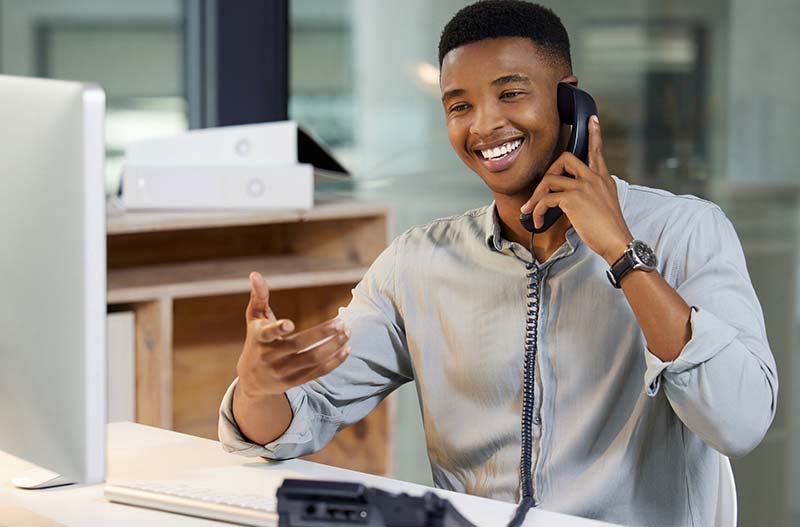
[474,138,524,161]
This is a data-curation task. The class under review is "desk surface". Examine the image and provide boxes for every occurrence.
[0,423,619,527]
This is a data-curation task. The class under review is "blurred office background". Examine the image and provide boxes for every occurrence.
[1,1,797,525]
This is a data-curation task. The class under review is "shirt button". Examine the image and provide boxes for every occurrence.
[533,416,541,426]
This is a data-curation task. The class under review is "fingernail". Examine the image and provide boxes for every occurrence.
[520,203,529,213]
[591,115,599,125]
[333,319,344,330]
[344,328,351,337]
[281,320,293,331]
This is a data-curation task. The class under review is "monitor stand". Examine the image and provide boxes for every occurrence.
[12,468,75,489]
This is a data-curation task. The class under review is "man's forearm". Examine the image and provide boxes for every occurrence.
[616,266,692,362]
[232,382,293,445]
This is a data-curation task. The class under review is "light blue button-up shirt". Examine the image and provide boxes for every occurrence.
[220,176,778,527]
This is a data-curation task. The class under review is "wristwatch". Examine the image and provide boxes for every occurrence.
[606,239,658,288]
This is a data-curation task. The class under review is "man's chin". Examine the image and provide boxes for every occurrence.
[477,171,541,198]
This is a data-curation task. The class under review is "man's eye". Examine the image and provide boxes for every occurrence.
[501,91,524,99]
[450,103,468,113]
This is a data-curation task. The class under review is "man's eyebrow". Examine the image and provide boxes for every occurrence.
[441,88,466,104]
[492,74,531,86]
[441,74,530,103]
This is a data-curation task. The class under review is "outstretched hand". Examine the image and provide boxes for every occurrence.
[236,272,351,398]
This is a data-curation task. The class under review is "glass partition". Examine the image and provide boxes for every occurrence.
[290,2,800,525]
[0,0,187,194]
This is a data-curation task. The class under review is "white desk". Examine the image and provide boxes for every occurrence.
[0,423,619,527]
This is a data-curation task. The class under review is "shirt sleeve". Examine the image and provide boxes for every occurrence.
[218,238,413,459]
[643,205,778,458]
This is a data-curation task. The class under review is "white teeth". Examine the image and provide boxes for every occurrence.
[480,139,522,160]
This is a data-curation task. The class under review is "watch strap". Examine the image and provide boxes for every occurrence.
[606,250,634,288]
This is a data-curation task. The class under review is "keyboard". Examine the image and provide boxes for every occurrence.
[104,480,279,526]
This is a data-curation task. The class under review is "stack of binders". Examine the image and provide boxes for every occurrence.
[121,121,347,211]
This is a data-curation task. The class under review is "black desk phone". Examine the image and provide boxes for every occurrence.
[519,82,598,233]
[276,478,477,527]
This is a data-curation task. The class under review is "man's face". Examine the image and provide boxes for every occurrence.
[440,37,566,198]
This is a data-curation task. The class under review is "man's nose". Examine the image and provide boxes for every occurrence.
[469,103,506,139]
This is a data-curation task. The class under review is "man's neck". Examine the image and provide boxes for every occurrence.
[494,193,571,264]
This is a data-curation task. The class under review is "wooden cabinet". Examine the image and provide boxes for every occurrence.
[106,198,394,475]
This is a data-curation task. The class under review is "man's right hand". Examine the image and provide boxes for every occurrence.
[236,272,351,399]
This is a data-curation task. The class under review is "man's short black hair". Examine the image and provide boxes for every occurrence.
[438,0,572,74]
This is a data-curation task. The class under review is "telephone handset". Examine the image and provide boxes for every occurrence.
[519,83,597,233]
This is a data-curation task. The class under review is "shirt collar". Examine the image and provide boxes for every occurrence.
[484,176,628,253]
[483,201,504,251]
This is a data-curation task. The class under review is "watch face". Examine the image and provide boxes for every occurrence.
[631,240,657,268]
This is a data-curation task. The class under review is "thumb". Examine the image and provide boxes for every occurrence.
[246,272,275,322]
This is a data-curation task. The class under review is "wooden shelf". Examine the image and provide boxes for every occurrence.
[108,255,368,303]
[105,198,394,476]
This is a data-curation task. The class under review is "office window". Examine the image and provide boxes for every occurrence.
[0,0,187,194]
[290,1,800,525]
[289,19,354,147]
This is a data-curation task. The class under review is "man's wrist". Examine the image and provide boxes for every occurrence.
[606,238,659,288]
[235,377,283,402]
[232,381,293,446]
[602,236,634,266]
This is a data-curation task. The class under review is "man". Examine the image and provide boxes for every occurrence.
[219,1,777,525]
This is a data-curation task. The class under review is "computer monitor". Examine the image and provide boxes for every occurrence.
[0,75,106,488]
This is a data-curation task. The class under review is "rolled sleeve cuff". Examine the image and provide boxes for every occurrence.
[218,379,313,459]
[644,306,739,397]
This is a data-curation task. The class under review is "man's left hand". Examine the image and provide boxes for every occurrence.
[520,115,633,265]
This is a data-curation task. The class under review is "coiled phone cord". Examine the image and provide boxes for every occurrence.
[507,231,540,527]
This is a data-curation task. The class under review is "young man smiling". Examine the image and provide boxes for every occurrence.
[220,2,777,525]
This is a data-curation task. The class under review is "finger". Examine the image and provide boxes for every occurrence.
[262,318,347,356]
[521,173,578,213]
[531,193,568,229]
[255,318,295,343]
[588,115,609,176]
[246,272,276,323]
[285,345,351,386]
[274,335,350,376]
[284,318,347,352]
[545,151,593,182]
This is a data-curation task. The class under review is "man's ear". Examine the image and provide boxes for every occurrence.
[560,75,578,87]
[556,75,578,152]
